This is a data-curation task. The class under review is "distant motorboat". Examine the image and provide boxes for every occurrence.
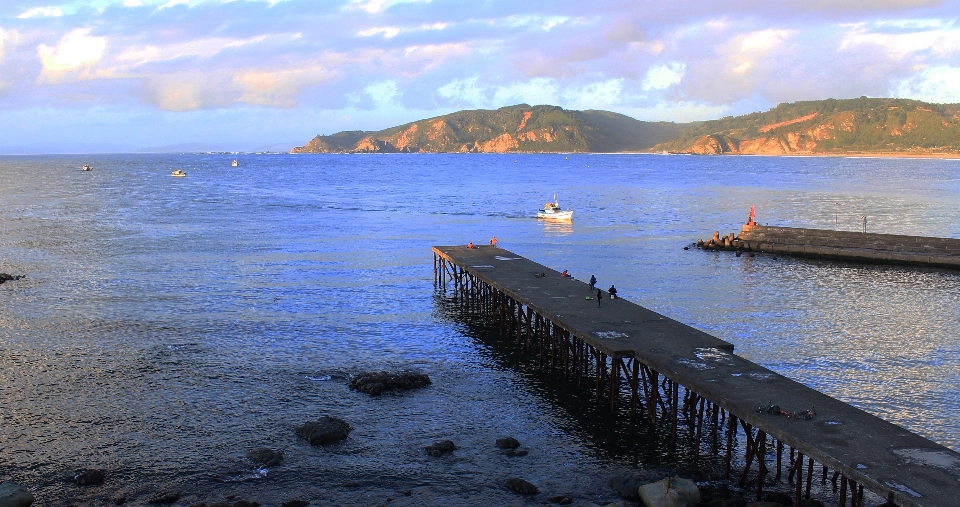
[81,164,92,171]
[171,169,186,177]
[537,195,573,220]
[231,159,239,167]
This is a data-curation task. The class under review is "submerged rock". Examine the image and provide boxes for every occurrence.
[147,491,181,504]
[72,468,105,485]
[349,370,431,396]
[0,273,24,285]
[0,482,34,507]
[246,448,283,467]
[607,476,641,500]
[281,501,309,507]
[638,476,700,507]
[495,437,520,449]
[504,477,538,495]
[424,439,456,457]
[295,416,352,445]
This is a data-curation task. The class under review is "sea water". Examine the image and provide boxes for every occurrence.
[1,153,959,505]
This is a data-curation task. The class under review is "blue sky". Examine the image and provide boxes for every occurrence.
[1,0,959,152]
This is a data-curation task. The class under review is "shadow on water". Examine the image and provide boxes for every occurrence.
[431,289,879,506]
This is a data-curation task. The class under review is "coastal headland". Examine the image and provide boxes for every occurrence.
[292,97,960,158]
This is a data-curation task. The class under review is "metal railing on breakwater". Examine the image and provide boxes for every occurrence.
[433,245,960,507]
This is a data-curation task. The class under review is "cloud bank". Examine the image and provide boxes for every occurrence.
[0,0,958,148]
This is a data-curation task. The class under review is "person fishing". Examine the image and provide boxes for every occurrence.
[589,274,597,290]
[608,285,617,299]
[596,288,602,307]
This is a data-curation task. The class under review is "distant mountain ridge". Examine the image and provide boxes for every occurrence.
[292,104,682,153]
[292,98,960,156]
[652,97,960,156]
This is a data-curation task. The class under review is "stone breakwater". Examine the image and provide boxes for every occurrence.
[696,225,960,269]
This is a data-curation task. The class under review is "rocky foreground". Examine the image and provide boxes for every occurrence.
[0,369,896,507]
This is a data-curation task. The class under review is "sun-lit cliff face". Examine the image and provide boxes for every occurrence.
[653,97,960,156]
[292,104,682,154]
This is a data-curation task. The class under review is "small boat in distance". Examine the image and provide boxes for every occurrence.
[231,159,239,167]
[538,195,573,220]
[171,169,186,177]
[81,164,92,171]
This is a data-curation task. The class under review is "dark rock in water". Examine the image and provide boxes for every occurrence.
[606,476,640,500]
[800,500,825,507]
[424,439,455,457]
[0,273,24,285]
[246,447,283,466]
[763,492,792,505]
[281,500,309,507]
[548,495,572,504]
[683,246,689,250]
[72,468,105,485]
[114,498,126,506]
[295,416,351,445]
[147,491,181,504]
[0,482,34,507]
[503,449,527,457]
[231,501,259,507]
[504,477,538,495]
[495,437,520,449]
[349,370,431,395]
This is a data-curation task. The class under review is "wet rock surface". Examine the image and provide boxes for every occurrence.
[504,477,538,495]
[495,437,520,449]
[0,482,34,507]
[147,491,180,504]
[246,448,283,467]
[424,439,455,457]
[72,468,105,485]
[0,273,24,285]
[280,501,309,507]
[349,370,431,396]
[295,416,352,445]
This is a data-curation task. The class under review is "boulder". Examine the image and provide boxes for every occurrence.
[295,416,351,445]
[424,440,455,457]
[762,492,792,505]
[246,448,283,467]
[72,468,105,485]
[638,476,700,507]
[0,482,33,507]
[495,437,520,449]
[607,476,641,500]
[349,370,431,396]
[504,477,538,495]
[147,491,181,504]
[548,495,572,505]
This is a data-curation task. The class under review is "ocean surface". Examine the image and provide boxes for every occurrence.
[1,153,959,506]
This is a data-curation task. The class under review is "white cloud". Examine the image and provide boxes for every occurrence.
[492,78,559,107]
[37,28,107,84]
[562,79,623,109]
[235,66,335,108]
[359,27,402,38]
[347,0,431,14]
[18,6,64,18]
[437,77,487,107]
[116,35,268,66]
[642,62,685,90]
[0,29,19,61]
[840,22,960,59]
[894,65,960,103]
[365,80,400,107]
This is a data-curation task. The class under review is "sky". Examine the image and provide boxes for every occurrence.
[1,0,959,152]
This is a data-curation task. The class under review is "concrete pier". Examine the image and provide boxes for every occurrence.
[734,225,960,269]
[433,245,960,507]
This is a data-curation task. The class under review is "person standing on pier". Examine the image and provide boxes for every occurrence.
[589,274,597,290]
[608,285,617,299]
[596,288,602,307]
[490,236,497,246]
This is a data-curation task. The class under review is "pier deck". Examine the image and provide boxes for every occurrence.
[434,245,960,507]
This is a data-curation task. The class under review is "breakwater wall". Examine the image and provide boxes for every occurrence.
[433,245,960,507]
[700,225,960,269]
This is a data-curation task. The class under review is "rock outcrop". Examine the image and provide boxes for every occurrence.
[295,416,352,445]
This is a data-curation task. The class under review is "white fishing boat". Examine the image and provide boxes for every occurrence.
[537,195,573,220]
[81,164,92,171]
[171,169,186,177]
[231,159,239,167]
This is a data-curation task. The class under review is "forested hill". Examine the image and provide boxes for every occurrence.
[651,97,960,156]
[292,104,682,153]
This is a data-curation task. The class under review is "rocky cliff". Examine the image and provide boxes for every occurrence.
[292,104,682,154]
[653,97,960,156]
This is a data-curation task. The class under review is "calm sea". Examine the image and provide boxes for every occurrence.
[1,153,959,505]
